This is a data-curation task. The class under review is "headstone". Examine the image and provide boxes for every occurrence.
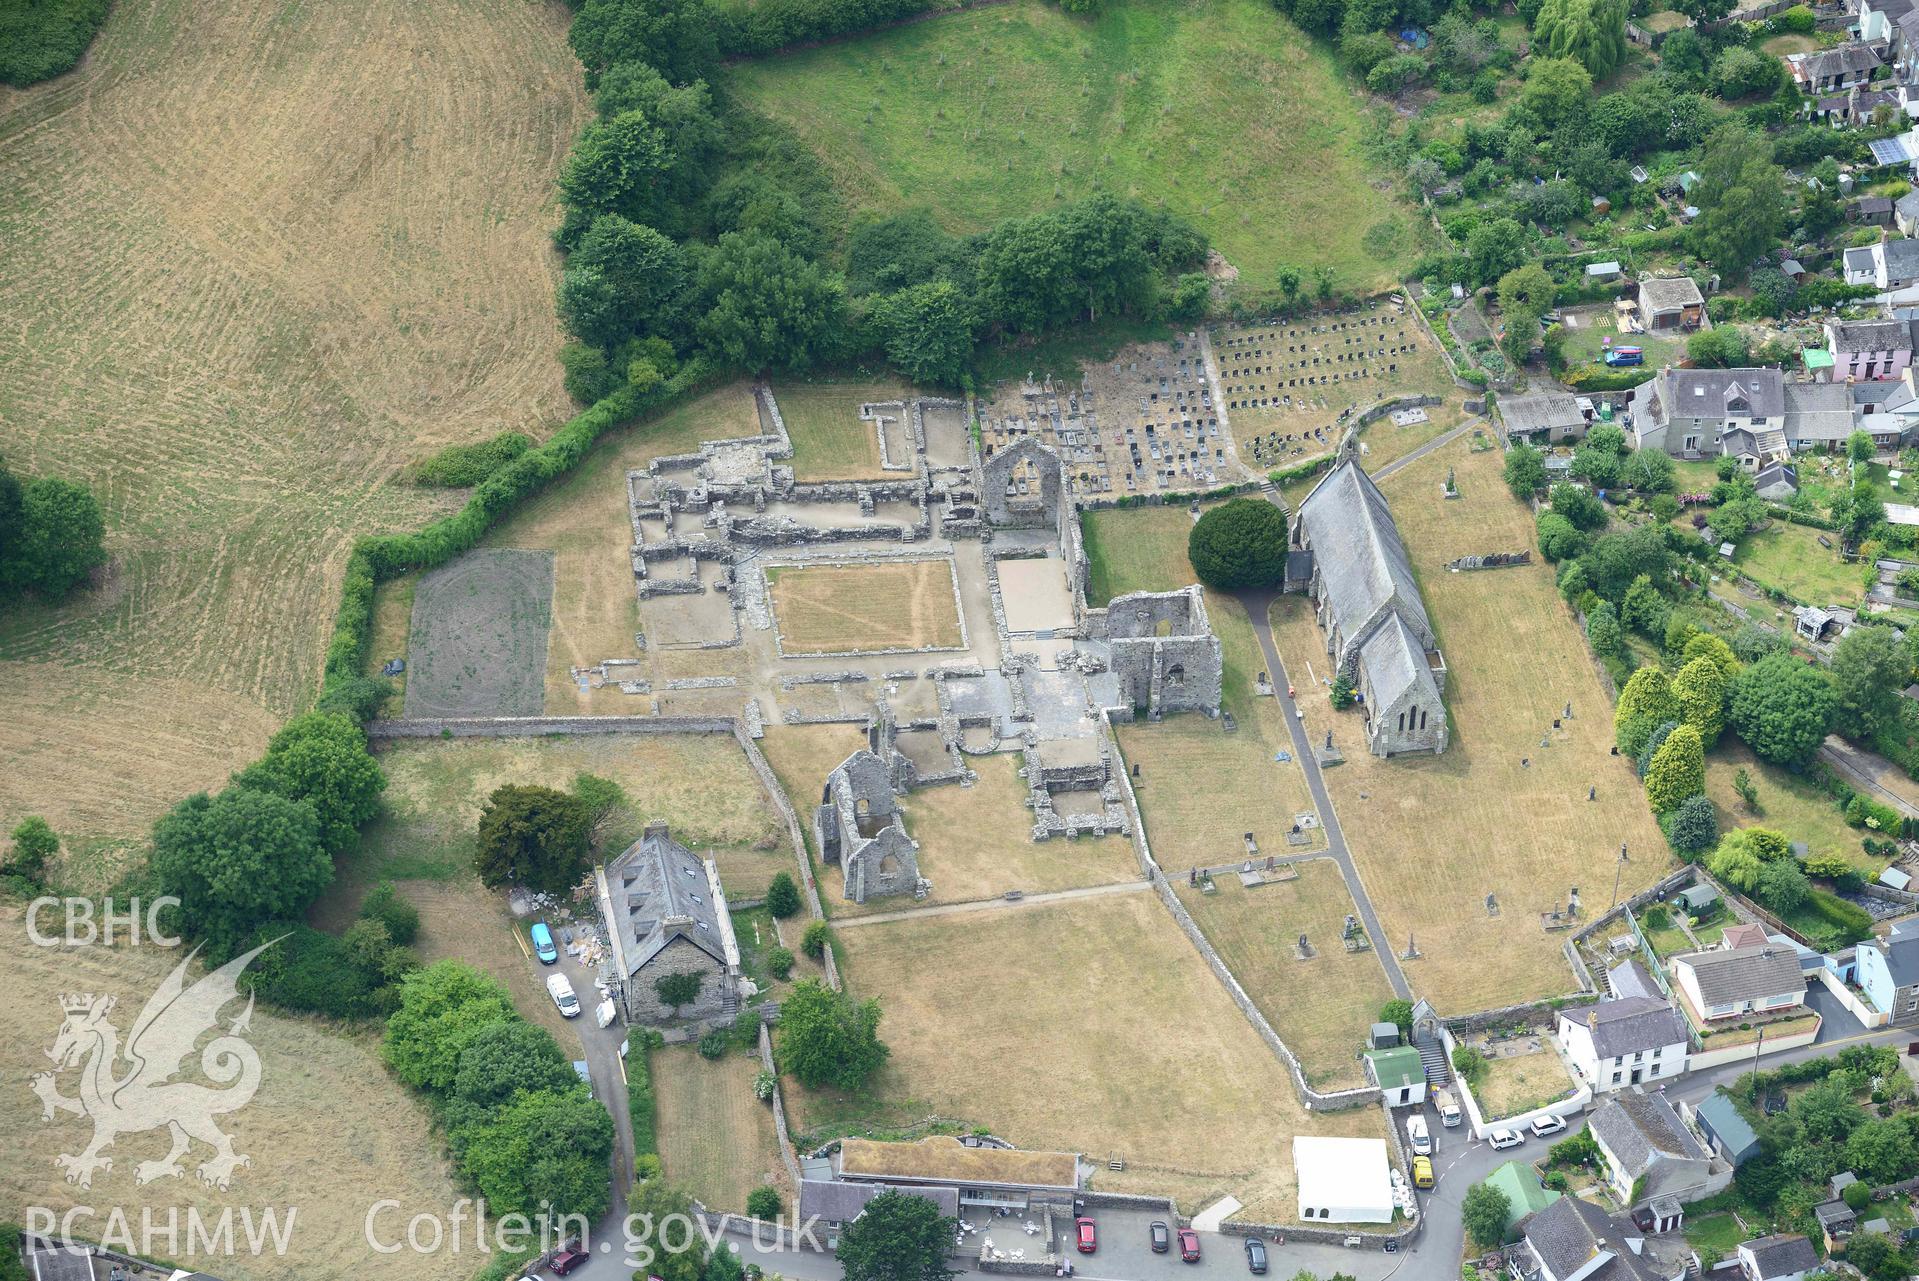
[1588,786,1597,801]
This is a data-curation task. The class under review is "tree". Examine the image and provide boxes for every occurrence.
[568,0,719,86]
[1622,574,1667,637]
[10,477,106,599]
[1710,46,1782,100]
[234,711,385,857]
[747,1186,784,1221]
[1730,653,1834,765]
[1587,599,1624,659]
[559,110,679,231]
[1672,655,1730,748]
[1645,723,1706,813]
[458,1087,614,1222]
[360,880,421,946]
[697,233,850,373]
[1849,429,1877,465]
[802,919,832,960]
[1169,272,1213,323]
[1682,633,1740,681]
[1532,0,1627,79]
[765,871,801,919]
[778,978,888,1090]
[1832,626,1907,739]
[1588,525,1670,600]
[1843,1233,1912,1281]
[1331,672,1356,709]
[1451,1044,1489,1085]
[1520,57,1595,132]
[1463,1181,1513,1249]
[1187,498,1289,591]
[1379,999,1414,1037]
[5,816,57,882]
[1616,667,1680,756]
[1690,125,1788,282]
[452,1019,579,1108]
[1623,448,1676,494]
[382,961,519,1093]
[1551,484,1608,532]
[1847,1118,1919,1185]
[1662,794,1718,856]
[1758,857,1810,913]
[1687,325,1751,369]
[1673,0,1733,23]
[151,787,331,954]
[653,970,704,1014]
[837,1190,959,1281]
[1537,512,1588,563]
[871,281,978,386]
[1467,218,1529,288]
[474,785,593,895]
[1505,443,1547,498]
[562,215,690,349]
[1274,264,1304,310]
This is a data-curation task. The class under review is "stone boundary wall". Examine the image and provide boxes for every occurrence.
[759,1022,804,1189]
[1098,713,1381,1115]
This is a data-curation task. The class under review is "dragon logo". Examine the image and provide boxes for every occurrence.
[30,940,275,1191]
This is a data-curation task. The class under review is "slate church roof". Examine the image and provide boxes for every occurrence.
[1296,456,1435,655]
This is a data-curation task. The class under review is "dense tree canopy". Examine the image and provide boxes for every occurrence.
[870,281,978,387]
[152,787,331,956]
[778,978,888,1090]
[1691,125,1788,281]
[475,784,594,895]
[837,1190,959,1281]
[452,1019,580,1109]
[1187,498,1290,591]
[1729,653,1834,766]
[696,232,851,373]
[457,1086,614,1222]
[383,961,520,1093]
[0,464,107,601]
[234,712,386,857]
[1831,626,1907,740]
[1531,0,1626,79]
[1645,723,1705,813]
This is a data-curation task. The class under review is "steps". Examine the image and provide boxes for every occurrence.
[1415,1031,1452,1085]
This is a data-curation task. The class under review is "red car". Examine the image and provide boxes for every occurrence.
[1179,1229,1202,1263]
[549,1247,590,1275]
[1076,1217,1098,1254]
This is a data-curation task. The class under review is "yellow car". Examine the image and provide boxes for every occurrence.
[1412,1155,1435,1189]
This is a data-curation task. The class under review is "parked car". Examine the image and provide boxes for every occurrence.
[1412,1155,1434,1189]
[548,1247,590,1275]
[546,972,581,1018]
[531,921,558,965]
[1531,1114,1567,1138]
[1150,1222,1171,1254]
[1245,1238,1269,1275]
[1075,1218,1097,1254]
[1487,1128,1525,1150]
[1179,1229,1201,1263]
[1407,1114,1431,1156]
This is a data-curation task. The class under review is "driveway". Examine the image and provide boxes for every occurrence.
[1805,979,1869,1043]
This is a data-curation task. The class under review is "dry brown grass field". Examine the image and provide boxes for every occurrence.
[1469,1046,1579,1120]
[652,1044,788,1213]
[791,891,1385,1220]
[0,0,590,870]
[1269,438,1667,1014]
[1174,863,1391,1091]
[772,380,917,481]
[0,908,465,1281]
[767,560,966,655]
[351,734,793,900]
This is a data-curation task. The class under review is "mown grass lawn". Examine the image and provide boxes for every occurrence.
[728,0,1420,288]
[1730,522,1865,607]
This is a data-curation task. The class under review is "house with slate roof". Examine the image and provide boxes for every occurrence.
[1792,43,1884,93]
[1826,317,1916,383]
[1588,1090,1716,1206]
[1629,368,1787,461]
[798,1181,959,1251]
[1737,1235,1818,1281]
[1857,918,1919,1023]
[1555,995,1691,1093]
[1512,1194,1686,1281]
[1845,238,1919,290]
[1292,451,1447,757]
[595,821,742,1026]
[1669,944,1807,1026]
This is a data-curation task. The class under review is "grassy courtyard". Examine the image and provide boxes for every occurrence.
[767,559,966,654]
[1468,1046,1579,1120]
[1269,438,1669,1014]
[793,891,1388,1221]
[728,0,1419,288]
[1174,862,1393,1090]
[653,1044,788,1214]
[773,379,917,481]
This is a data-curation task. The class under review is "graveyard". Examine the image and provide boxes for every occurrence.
[1268,436,1667,1013]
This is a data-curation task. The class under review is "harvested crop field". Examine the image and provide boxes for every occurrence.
[351,733,793,898]
[767,559,966,655]
[1268,438,1667,1014]
[0,0,589,856]
[403,549,554,718]
[653,1044,788,1213]
[0,908,465,1281]
[792,891,1386,1220]
[1174,862,1392,1091]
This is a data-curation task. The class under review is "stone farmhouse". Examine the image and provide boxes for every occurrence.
[1291,451,1447,757]
[594,822,742,1026]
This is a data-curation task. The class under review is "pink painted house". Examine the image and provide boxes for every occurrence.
[1825,317,1917,382]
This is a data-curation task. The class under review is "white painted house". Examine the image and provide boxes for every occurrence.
[1555,996,1691,1094]
[1737,1235,1819,1281]
[1669,944,1806,1026]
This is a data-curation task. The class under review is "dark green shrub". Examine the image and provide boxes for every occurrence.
[409,432,534,488]
[766,946,795,980]
[765,871,801,918]
[802,919,832,960]
[360,880,420,947]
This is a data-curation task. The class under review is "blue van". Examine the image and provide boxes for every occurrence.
[530,922,558,965]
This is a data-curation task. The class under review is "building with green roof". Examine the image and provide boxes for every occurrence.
[1483,1160,1561,1240]
[1363,1045,1427,1106]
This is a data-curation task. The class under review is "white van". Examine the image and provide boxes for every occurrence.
[546,972,581,1018]
[1406,1114,1432,1156]
[1434,1088,1462,1128]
